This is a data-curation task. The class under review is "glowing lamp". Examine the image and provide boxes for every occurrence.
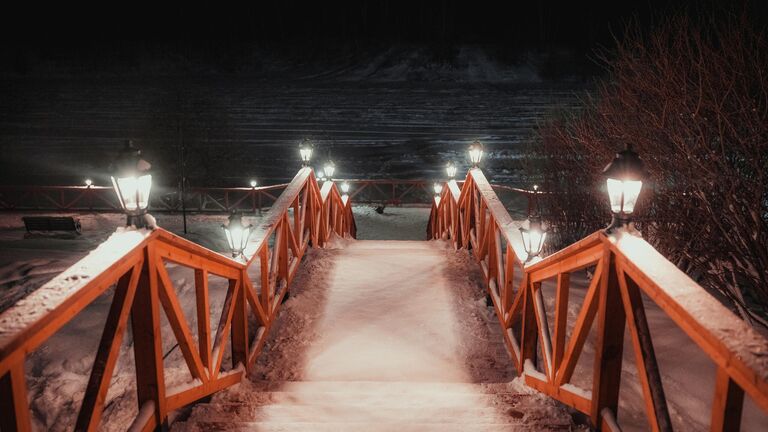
[324,161,336,181]
[446,162,457,179]
[602,145,645,231]
[341,182,350,194]
[85,179,93,187]
[520,216,547,261]
[222,212,253,258]
[468,140,484,167]
[299,139,314,166]
[433,182,443,196]
[110,140,152,228]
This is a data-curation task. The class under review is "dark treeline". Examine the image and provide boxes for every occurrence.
[4,1,764,76]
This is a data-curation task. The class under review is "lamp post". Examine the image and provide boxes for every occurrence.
[299,139,313,167]
[520,185,547,261]
[250,179,258,188]
[341,182,350,194]
[468,140,484,168]
[222,212,253,259]
[85,179,93,187]
[603,145,645,232]
[323,161,336,181]
[446,162,457,179]
[110,140,153,228]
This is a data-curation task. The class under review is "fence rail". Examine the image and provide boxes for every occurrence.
[429,168,768,431]
[0,181,535,213]
[0,168,355,431]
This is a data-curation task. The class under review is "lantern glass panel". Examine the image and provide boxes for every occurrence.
[606,178,642,214]
[112,174,152,211]
[324,164,335,179]
[521,228,546,257]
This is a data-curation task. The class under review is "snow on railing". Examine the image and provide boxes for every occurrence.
[429,167,768,431]
[0,167,355,431]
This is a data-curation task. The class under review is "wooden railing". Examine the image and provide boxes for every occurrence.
[0,168,355,431]
[0,180,534,213]
[429,168,768,431]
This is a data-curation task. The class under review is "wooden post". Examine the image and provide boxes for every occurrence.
[520,278,539,373]
[231,274,249,369]
[552,273,570,377]
[195,269,213,375]
[130,244,167,430]
[0,361,31,432]
[591,250,626,428]
[710,367,745,432]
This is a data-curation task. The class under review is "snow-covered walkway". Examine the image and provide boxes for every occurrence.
[173,240,582,431]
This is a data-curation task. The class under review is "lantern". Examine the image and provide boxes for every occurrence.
[520,185,547,261]
[222,212,253,258]
[433,182,443,196]
[341,182,350,194]
[324,161,336,181]
[468,140,484,167]
[299,139,314,166]
[110,140,152,228]
[602,145,645,231]
[446,162,457,179]
[85,179,93,187]
[249,179,257,188]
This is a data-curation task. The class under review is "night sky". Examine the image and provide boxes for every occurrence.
[4,1,761,74]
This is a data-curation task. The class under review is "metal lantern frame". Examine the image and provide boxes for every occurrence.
[222,212,253,258]
[299,139,314,167]
[602,144,645,232]
[519,185,547,261]
[110,141,153,228]
[468,140,484,168]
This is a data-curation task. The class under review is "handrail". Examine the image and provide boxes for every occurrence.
[0,180,534,212]
[0,168,355,431]
[429,168,768,431]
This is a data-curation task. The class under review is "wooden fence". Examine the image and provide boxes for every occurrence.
[429,168,768,431]
[0,168,355,431]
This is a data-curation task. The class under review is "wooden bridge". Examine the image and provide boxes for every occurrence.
[1,168,766,431]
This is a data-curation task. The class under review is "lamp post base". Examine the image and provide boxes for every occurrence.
[605,214,633,234]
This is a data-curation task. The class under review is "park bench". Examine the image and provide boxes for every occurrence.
[22,216,82,235]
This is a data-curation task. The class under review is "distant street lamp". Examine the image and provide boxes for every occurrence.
[433,182,443,197]
[222,212,253,259]
[299,139,314,167]
[520,185,547,261]
[323,161,336,181]
[603,145,645,232]
[84,179,93,187]
[341,182,350,194]
[469,140,484,168]
[110,140,153,228]
[446,162,457,179]
[250,179,258,188]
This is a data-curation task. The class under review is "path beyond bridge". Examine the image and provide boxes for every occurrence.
[173,240,581,431]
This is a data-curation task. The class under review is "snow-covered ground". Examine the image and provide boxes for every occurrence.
[0,207,766,430]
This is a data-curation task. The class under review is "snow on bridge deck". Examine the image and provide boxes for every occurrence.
[174,239,582,431]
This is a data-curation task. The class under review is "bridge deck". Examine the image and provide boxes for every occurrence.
[174,240,580,431]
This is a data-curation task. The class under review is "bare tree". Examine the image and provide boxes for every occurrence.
[530,13,768,326]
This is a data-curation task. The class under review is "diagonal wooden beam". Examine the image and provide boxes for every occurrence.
[75,261,142,432]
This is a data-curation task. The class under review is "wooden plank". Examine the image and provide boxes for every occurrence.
[617,263,672,432]
[75,262,141,432]
[710,367,745,432]
[556,259,603,386]
[231,272,249,370]
[531,281,553,379]
[524,370,592,414]
[610,236,768,411]
[590,251,626,425]
[520,280,539,373]
[165,368,244,412]
[130,244,167,428]
[194,269,213,374]
[553,273,570,377]
[156,263,208,382]
[0,360,31,432]
[529,243,604,283]
[212,279,240,377]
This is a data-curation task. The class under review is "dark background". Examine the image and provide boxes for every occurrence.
[1,1,764,187]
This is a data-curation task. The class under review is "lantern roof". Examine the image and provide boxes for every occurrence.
[111,140,151,176]
[602,145,645,181]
